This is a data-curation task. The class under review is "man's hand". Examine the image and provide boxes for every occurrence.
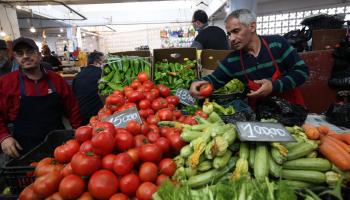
[190,80,210,99]
[1,137,22,158]
[247,79,273,98]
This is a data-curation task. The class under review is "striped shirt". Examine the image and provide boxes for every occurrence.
[202,35,309,93]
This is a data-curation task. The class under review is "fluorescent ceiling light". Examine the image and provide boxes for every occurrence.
[30,27,36,33]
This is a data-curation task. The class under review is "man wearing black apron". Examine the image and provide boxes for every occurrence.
[0,38,82,160]
[190,9,309,107]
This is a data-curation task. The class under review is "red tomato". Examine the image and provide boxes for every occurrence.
[195,110,208,119]
[110,193,129,200]
[59,175,85,200]
[173,110,183,119]
[34,158,63,177]
[106,94,125,106]
[47,192,64,200]
[177,116,186,123]
[75,126,93,143]
[88,170,118,200]
[126,120,142,135]
[71,152,101,176]
[156,109,173,121]
[89,116,99,127]
[93,121,116,136]
[199,83,214,97]
[157,85,171,97]
[120,173,140,196]
[141,123,150,135]
[79,140,94,153]
[77,192,94,200]
[155,137,170,154]
[148,124,160,135]
[158,158,177,176]
[127,148,140,164]
[147,131,160,143]
[139,144,162,163]
[168,133,186,152]
[146,115,159,125]
[139,162,158,182]
[131,80,142,89]
[118,103,137,112]
[139,99,151,110]
[138,72,149,83]
[143,80,154,89]
[156,174,169,186]
[102,154,117,171]
[146,108,154,116]
[92,130,114,156]
[33,171,62,198]
[165,96,179,105]
[136,182,157,200]
[19,184,40,200]
[159,127,170,137]
[54,139,80,164]
[113,153,134,176]
[149,88,160,99]
[136,85,146,93]
[144,92,156,102]
[128,91,145,103]
[61,163,73,177]
[115,129,135,152]
[113,90,124,96]
[139,109,148,119]
[135,135,149,147]
[167,104,176,111]
[151,98,168,111]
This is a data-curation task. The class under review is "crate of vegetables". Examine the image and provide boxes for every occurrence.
[1,130,74,195]
[209,79,246,105]
[98,53,152,96]
[153,48,200,91]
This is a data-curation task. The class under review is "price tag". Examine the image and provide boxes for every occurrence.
[235,121,295,142]
[104,107,143,128]
[175,88,196,106]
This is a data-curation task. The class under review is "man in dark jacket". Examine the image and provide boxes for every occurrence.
[0,39,12,76]
[72,51,104,125]
[191,10,229,50]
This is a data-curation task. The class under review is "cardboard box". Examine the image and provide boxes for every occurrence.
[312,29,346,51]
[110,50,151,57]
[200,49,233,70]
[153,48,199,79]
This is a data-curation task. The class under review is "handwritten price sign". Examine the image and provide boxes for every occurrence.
[104,107,143,128]
[175,88,196,106]
[235,122,295,142]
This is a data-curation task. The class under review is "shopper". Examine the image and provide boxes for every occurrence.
[42,44,61,68]
[191,9,229,50]
[72,51,104,125]
[190,9,309,106]
[0,39,13,76]
[0,37,82,158]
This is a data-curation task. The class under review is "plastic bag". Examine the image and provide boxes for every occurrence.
[256,96,308,126]
[325,103,350,128]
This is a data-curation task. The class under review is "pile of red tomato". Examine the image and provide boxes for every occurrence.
[19,73,203,200]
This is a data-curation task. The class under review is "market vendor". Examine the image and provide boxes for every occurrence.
[0,37,82,158]
[190,9,309,106]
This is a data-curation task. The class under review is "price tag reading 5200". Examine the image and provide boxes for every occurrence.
[235,121,295,142]
[104,107,143,128]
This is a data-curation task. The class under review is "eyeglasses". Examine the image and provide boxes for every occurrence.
[14,49,37,57]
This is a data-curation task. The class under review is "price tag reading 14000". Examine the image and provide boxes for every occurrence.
[235,121,295,142]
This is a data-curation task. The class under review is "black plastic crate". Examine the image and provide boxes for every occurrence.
[1,130,74,195]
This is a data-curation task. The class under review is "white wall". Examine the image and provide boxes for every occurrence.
[211,19,226,30]
[257,0,348,15]
[0,5,20,40]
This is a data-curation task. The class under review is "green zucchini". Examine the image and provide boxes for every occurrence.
[180,145,193,158]
[213,150,232,169]
[271,147,286,164]
[187,156,237,188]
[269,151,282,178]
[197,160,212,172]
[286,142,318,160]
[248,143,255,168]
[282,158,332,171]
[281,169,326,183]
[254,143,269,182]
[282,180,315,189]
